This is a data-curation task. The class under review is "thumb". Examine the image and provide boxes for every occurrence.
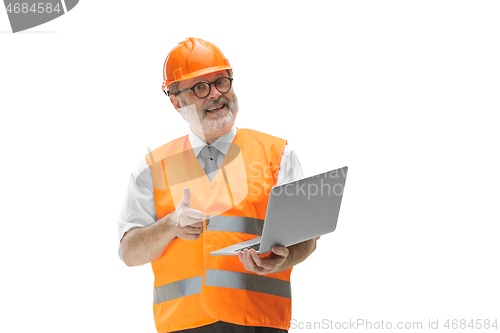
[272,246,288,257]
[179,187,191,208]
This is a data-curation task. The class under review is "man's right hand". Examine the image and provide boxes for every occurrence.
[168,187,204,240]
[120,187,203,266]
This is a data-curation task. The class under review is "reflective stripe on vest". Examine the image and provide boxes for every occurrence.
[153,275,203,305]
[153,269,292,305]
[205,269,292,299]
[206,216,264,236]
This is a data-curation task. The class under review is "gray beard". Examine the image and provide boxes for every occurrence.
[180,94,239,135]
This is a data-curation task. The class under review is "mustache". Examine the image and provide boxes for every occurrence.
[202,97,231,112]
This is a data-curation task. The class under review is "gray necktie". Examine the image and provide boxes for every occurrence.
[200,145,218,181]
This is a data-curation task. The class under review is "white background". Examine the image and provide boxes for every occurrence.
[1,1,499,332]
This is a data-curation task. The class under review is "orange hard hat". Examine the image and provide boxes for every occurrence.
[162,37,232,93]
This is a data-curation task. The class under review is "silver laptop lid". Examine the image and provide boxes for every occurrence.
[258,166,348,253]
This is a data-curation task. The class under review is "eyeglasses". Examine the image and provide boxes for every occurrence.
[168,77,233,98]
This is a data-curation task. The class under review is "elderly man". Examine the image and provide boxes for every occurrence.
[118,37,318,333]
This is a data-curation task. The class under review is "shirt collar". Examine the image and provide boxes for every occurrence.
[189,125,237,157]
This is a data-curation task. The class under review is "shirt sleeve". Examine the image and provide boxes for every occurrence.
[276,145,304,186]
[116,158,158,259]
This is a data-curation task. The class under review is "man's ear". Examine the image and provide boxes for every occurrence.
[170,95,182,114]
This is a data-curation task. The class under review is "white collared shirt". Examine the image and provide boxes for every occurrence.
[117,126,303,258]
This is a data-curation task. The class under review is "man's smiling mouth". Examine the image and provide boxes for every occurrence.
[206,104,226,113]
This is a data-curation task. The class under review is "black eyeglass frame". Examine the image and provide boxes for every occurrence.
[165,77,233,98]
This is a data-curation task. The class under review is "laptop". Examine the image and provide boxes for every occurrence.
[210,166,348,256]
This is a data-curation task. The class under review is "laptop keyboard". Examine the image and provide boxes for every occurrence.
[234,243,260,253]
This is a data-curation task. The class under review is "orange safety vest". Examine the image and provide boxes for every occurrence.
[145,128,292,333]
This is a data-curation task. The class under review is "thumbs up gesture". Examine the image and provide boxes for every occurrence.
[169,187,205,240]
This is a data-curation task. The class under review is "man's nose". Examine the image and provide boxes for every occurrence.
[207,83,222,99]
